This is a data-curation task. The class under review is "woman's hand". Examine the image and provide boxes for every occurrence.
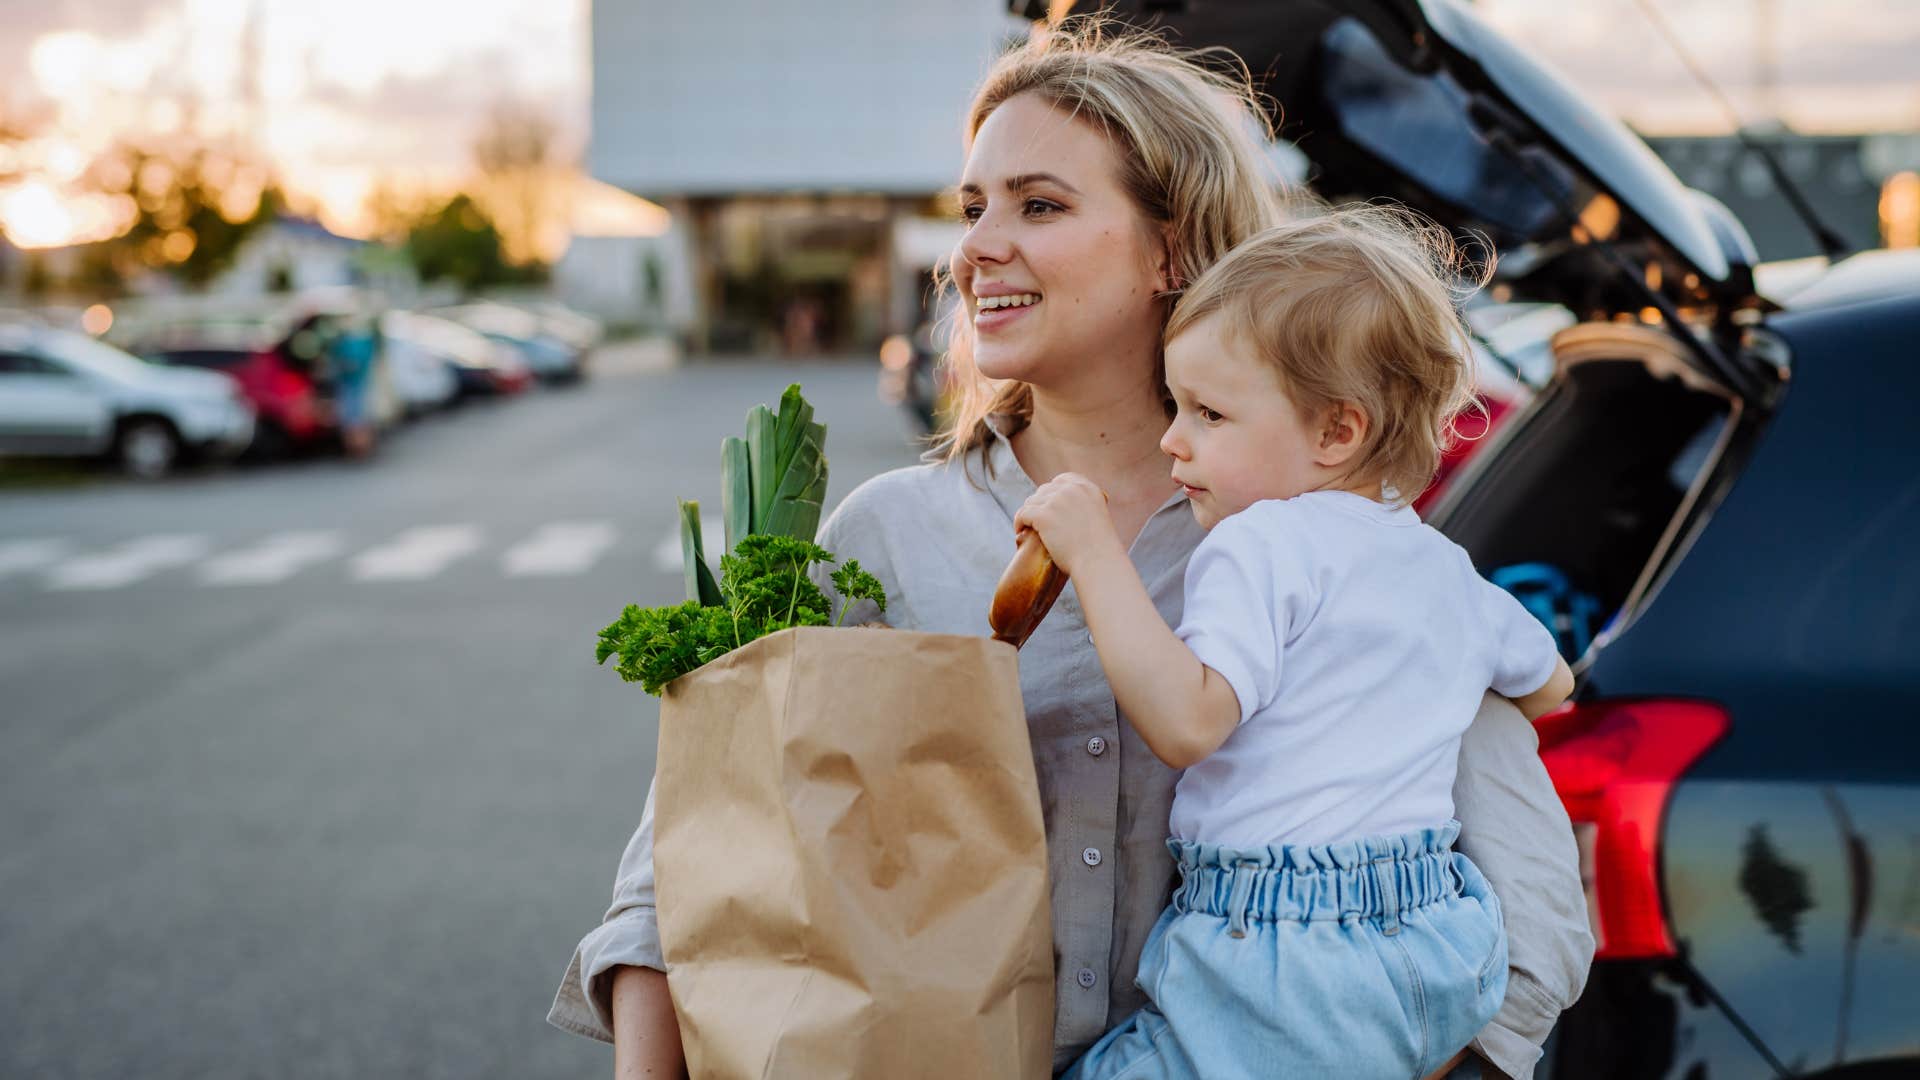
[1012,472,1123,577]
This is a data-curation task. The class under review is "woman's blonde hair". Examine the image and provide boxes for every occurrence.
[937,17,1285,463]
[1163,203,1486,503]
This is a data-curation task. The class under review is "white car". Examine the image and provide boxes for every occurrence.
[383,311,534,396]
[378,324,461,416]
[0,322,255,478]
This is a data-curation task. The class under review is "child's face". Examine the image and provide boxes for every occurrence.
[1160,314,1330,530]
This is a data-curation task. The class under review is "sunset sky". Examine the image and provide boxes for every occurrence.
[0,0,1914,249]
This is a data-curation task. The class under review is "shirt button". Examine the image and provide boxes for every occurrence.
[1076,967,1098,989]
[1082,846,1103,867]
[1086,736,1107,757]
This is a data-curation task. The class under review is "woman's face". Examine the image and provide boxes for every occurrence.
[952,93,1170,394]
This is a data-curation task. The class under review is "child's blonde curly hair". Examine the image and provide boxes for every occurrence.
[1164,203,1488,503]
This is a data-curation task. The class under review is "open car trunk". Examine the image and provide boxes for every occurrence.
[1429,323,1743,668]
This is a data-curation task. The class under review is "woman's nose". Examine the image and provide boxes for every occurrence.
[957,208,1013,269]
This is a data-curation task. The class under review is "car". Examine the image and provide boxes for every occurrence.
[123,294,409,459]
[382,310,533,398]
[127,320,333,460]
[1413,301,1567,514]
[379,327,461,416]
[878,288,960,437]
[1084,0,1918,1075]
[0,321,254,478]
[504,297,605,355]
[430,302,587,384]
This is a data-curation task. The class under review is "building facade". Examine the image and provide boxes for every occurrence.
[588,1,1031,356]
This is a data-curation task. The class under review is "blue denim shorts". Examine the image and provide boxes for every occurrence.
[1062,822,1507,1080]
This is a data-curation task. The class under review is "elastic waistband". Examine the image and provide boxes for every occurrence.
[1169,822,1463,928]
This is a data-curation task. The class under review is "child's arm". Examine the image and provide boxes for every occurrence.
[1511,655,1575,721]
[1073,542,1242,768]
[1014,474,1241,769]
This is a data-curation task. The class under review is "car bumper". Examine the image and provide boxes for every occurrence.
[188,411,256,458]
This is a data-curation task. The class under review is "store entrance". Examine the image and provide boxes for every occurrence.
[707,195,892,356]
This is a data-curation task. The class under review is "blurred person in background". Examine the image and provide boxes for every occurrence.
[322,315,378,459]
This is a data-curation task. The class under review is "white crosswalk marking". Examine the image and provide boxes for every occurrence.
[45,534,211,590]
[652,514,720,574]
[0,539,67,579]
[503,522,617,577]
[350,525,483,582]
[199,531,347,586]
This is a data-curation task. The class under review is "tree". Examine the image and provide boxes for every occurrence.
[470,100,572,267]
[80,140,279,286]
[0,105,35,187]
[362,177,436,246]
[405,193,528,290]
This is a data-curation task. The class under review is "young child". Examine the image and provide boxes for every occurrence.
[1015,207,1575,1080]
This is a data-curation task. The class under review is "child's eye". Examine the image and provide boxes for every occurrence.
[1197,405,1224,423]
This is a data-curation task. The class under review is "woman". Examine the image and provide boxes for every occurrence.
[550,22,1593,1079]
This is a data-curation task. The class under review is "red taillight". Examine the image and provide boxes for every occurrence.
[1535,699,1729,959]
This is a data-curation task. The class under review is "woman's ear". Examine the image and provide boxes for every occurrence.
[1314,402,1370,469]
[1154,223,1179,294]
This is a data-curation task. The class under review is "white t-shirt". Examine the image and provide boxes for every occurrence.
[1171,490,1561,848]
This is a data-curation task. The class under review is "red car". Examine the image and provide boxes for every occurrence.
[136,342,331,458]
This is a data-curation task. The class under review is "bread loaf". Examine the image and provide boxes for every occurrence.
[990,530,1066,649]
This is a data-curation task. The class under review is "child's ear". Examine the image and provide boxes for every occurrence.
[1314,402,1370,468]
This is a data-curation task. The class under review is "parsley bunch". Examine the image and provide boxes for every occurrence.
[596,534,888,696]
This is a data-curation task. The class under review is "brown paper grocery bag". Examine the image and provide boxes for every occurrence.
[653,626,1054,1080]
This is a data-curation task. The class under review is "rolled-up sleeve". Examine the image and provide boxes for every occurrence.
[547,781,666,1044]
[1453,692,1596,1080]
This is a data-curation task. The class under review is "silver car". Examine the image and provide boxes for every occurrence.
[0,322,255,479]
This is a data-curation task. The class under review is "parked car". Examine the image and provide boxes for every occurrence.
[382,311,533,398]
[878,289,959,436]
[1090,0,1919,1075]
[379,328,461,416]
[505,297,605,355]
[0,321,253,478]
[128,323,332,460]
[430,302,587,384]
[1413,301,1566,513]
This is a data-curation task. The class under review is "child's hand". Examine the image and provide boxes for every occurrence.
[1012,473,1121,577]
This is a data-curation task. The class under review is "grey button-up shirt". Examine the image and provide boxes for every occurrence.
[550,422,1593,1078]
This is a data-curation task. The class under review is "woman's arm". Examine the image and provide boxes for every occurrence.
[612,967,686,1079]
[548,786,678,1044]
[1453,692,1596,1079]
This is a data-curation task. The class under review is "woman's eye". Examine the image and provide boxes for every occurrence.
[959,198,1060,225]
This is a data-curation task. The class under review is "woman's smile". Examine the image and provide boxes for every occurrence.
[973,293,1043,333]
